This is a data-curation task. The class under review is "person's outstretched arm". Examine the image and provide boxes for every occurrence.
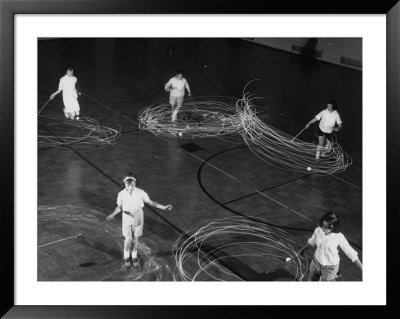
[353,258,363,271]
[50,89,62,99]
[146,199,173,211]
[106,206,122,221]
[297,227,318,257]
[305,117,318,129]
[339,234,362,273]
[306,110,324,128]
[50,78,63,99]
[185,81,192,97]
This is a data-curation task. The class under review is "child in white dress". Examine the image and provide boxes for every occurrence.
[50,66,81,120]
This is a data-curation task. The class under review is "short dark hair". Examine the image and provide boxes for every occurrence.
[327,100,338,111]
[319,212,340,233]
[176,69,184,76]
[66,66,74,72]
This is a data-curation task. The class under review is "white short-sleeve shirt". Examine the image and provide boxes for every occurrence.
[117,187,150,213]
[308,227,358,266]
[166,77,188,97]
[315,109,342,133]
[59,75,78,98]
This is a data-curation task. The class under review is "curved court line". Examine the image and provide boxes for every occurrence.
[196,146,315,232]
[196,146,362,250]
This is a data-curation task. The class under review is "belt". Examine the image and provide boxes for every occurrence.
[123,210,141,214]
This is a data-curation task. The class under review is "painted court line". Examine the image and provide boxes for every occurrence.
[82,92,138,125]
[38,233,84,248]
[331,174,362,190]
[254,189,313,222]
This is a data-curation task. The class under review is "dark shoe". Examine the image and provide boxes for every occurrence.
[335,271,343,281]
[124,258,132,268]
[131,258,140,268]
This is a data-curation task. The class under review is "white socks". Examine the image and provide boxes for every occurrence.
[124,250,130,260]
[124,250,137,259]
[316,146,323,159]
[171,110,178,122]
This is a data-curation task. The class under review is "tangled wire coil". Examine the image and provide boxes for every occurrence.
[138,87,352,174]
[39,112,121,151]
[172,216,308,281]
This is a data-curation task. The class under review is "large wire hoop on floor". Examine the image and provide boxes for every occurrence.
[38,112,121,151]
[235,90,352,174]
[138,96,243,142]
[172,216,308,281]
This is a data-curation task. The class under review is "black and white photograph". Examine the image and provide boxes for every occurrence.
[37,37,363,282]
[2,4,397,315]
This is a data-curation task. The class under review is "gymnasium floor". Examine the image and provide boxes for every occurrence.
[37,38,362,281]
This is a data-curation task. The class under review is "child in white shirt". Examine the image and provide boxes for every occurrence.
[298,212,362,281]
[106,174,173,268]
[305,100,343,160]
[164,70,192,123]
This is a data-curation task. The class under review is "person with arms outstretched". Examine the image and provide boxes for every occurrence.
[297,212,362,281]
[106,173,173,268]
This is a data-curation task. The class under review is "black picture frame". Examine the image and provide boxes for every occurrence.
[1,0,399,318]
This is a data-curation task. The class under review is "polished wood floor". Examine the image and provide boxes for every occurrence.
[38,38,362,281]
